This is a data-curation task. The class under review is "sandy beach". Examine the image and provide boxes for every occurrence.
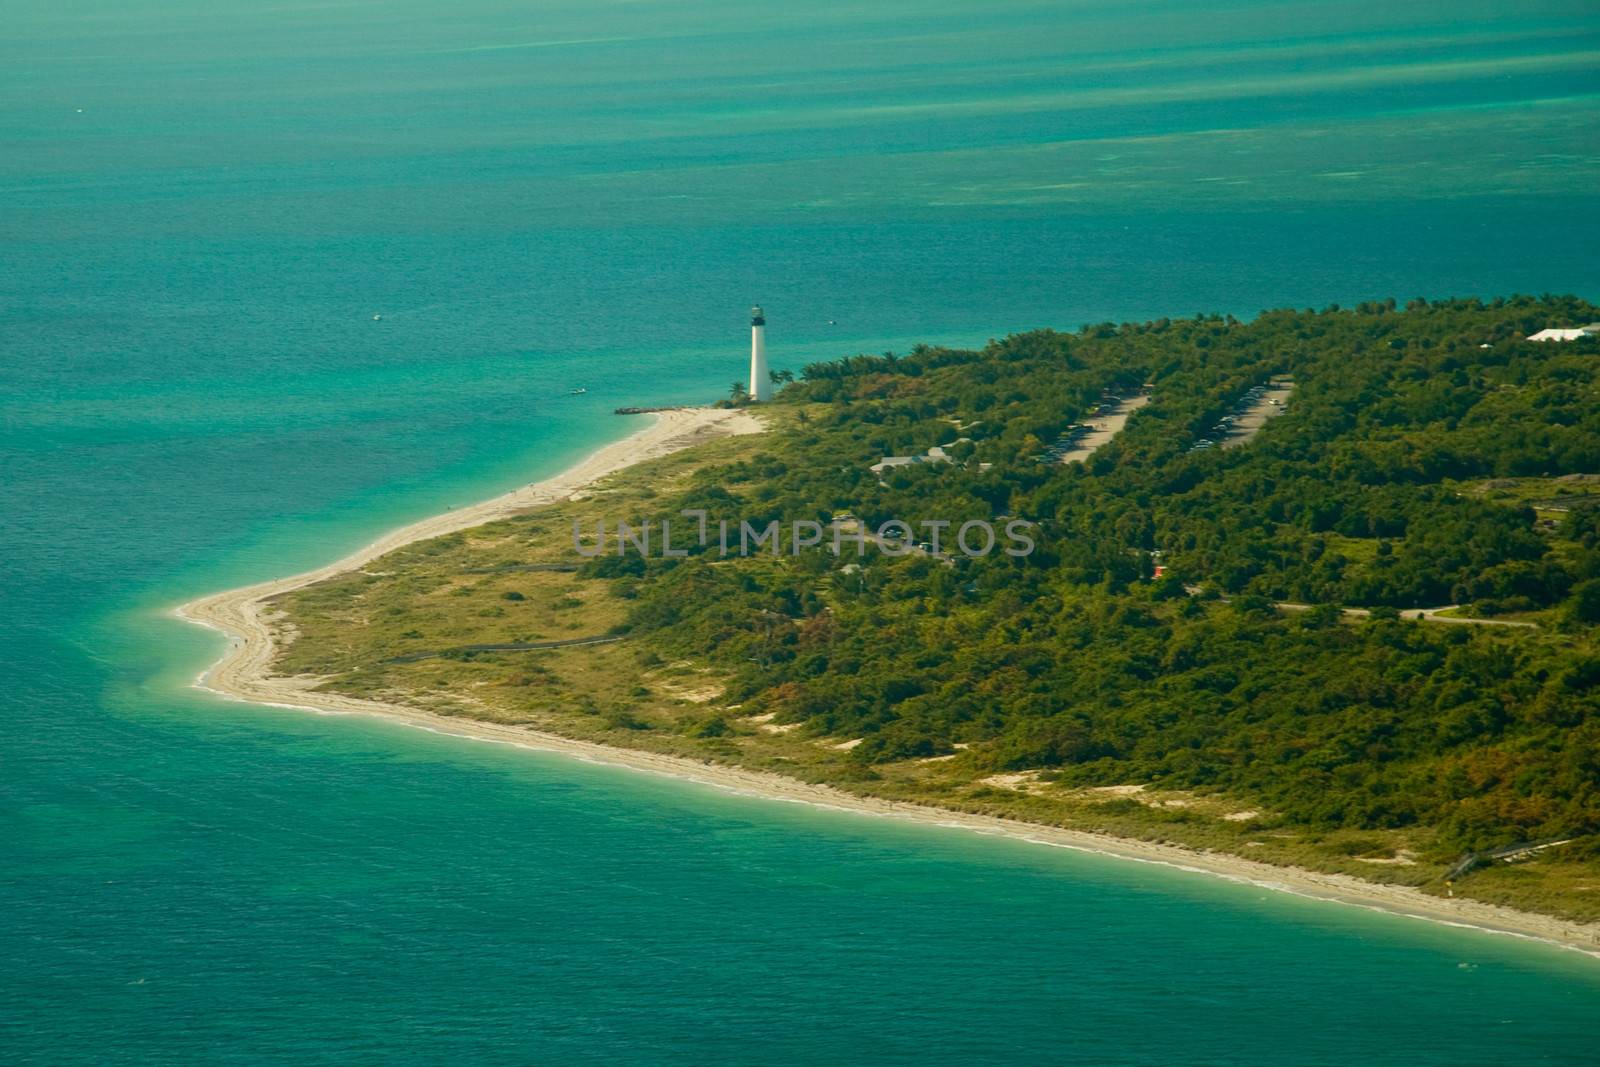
[179,406,762,693]
[178,407,1600,960]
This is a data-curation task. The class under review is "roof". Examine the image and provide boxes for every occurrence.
[1527,327,1597,342]
[868,445,960,474]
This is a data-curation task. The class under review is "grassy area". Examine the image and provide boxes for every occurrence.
[272,423,1600,924]
[1322,533,1385,565]
[1464,474,1600,513]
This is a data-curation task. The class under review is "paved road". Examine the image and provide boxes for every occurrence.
[1221,380,1294,449]
[1056,392,1151,464]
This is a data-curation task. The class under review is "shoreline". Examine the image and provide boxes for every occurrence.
[177,407,1600,960]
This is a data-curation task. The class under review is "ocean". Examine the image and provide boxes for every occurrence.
[4,1,1599,1061]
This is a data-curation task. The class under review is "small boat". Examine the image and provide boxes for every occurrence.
[569,387,587,395]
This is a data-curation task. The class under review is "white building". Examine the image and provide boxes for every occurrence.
[869,455,921,475]
[1527,324,1600,342]
[868,442,965,475]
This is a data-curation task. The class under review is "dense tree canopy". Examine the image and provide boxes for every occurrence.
[611,296,1600,852]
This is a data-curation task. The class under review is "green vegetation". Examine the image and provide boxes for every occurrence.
[276,296,1600,921]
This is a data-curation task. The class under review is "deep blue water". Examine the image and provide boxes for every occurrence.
[4,2,1600,1062]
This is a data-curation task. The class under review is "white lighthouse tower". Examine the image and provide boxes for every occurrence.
[749,305,771,402]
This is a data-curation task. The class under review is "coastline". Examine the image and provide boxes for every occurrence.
[176,407,1600,960]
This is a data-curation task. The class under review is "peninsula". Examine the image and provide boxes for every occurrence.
[183,298,1600,954]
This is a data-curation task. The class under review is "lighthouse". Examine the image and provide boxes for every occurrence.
[749,305,771,402]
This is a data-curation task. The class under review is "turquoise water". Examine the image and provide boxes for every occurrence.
[5,1,1600,1061]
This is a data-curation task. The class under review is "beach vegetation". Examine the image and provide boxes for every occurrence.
[274,296,1600,921]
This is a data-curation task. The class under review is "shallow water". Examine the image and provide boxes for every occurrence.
[4,1,1599,1061]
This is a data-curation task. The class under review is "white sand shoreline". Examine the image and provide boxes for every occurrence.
[176,407,1600,960]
